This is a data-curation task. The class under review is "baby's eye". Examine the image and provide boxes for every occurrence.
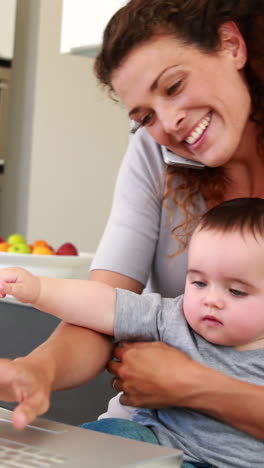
[192,281,206,288]
[229,288,248,297]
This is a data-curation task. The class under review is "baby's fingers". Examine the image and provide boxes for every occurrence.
[0,268,38,303]
[0,267,22,282]
[0,267,22,296]
[1,281,32,303]
[0,281,8,298]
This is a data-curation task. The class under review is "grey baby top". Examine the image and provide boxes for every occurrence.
[115,289,264,468]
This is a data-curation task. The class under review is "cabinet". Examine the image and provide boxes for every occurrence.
[0,65,11,165]
[60,0,127,58]
[0,0,17,60]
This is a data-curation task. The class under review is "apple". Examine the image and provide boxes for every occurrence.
[56,242,78,256]
[8,243,31,254]
[0,236,5,243]
[7,233,26,245]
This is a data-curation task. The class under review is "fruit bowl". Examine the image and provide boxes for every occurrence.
[0,251,94,279]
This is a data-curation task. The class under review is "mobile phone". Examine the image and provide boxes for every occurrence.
[161,146,205,169]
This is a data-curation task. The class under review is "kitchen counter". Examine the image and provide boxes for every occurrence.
[0,300,115,425]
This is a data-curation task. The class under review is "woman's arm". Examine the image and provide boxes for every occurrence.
[89,270,144,293]
[108,341,264,441]
[0,321,113,429]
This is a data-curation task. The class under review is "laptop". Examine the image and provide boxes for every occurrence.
[0,407,183,467]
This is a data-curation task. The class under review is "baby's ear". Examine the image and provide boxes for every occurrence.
[218,21,247,70]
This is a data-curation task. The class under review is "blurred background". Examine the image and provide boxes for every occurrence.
[0,0,129,253]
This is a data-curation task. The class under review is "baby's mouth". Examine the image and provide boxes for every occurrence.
[184,112,212,145]
[203,315,223,326]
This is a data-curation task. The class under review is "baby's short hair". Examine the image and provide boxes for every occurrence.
[197,198,264,239]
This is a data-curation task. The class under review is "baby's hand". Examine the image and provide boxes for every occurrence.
[0,267,41,305]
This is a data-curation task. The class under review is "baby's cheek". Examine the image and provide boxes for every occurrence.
[183,295,198,328]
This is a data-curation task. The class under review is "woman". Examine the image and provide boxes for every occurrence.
[1,0,264,447]
[91,0,264,426]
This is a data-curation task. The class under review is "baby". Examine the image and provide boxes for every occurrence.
[0,197,263,467]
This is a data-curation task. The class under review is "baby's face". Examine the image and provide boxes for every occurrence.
[183,228,264,351]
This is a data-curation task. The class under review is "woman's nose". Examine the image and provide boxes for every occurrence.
[157,103,186,135]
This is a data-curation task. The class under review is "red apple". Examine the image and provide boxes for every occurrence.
[56,242,78,256]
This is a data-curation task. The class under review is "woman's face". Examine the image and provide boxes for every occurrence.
[111,25,253,168]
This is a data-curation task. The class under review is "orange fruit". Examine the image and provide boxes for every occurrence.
[31,239,49,248]
[0,242,10,252]
[32,245,55,255]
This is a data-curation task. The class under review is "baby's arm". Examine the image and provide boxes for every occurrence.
[0,267,116,335]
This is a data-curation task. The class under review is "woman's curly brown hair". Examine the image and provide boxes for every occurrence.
[94,0,264,254]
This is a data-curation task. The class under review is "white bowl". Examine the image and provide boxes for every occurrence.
[0,251,94,279]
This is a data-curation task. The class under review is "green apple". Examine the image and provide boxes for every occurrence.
[8,243,31,254]
[7,233,26,245]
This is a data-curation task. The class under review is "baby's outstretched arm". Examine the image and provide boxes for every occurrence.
[0,267,116,335]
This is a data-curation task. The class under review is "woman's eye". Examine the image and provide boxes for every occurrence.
[141,113,153,126]
[167,81,183,96]
[130,114,153,134]
[229,289,247,297]
[192,281,206,288]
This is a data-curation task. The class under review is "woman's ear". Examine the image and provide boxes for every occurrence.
[218,21,247,70]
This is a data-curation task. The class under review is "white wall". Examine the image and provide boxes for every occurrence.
[61,0,127,54]
[1,0,129,252]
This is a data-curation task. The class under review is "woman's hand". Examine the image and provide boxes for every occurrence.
[108,341,198,408]
[108,341,264,440]
[0,356,52,429]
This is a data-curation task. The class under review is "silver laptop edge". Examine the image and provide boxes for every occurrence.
[0,407,183,467]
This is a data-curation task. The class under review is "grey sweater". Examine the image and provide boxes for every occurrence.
[91,127,206,297]
[115,290,264,468]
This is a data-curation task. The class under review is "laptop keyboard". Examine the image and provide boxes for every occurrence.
[0,438,66,467]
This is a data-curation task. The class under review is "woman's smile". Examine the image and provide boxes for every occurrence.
[183,112,212,147]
